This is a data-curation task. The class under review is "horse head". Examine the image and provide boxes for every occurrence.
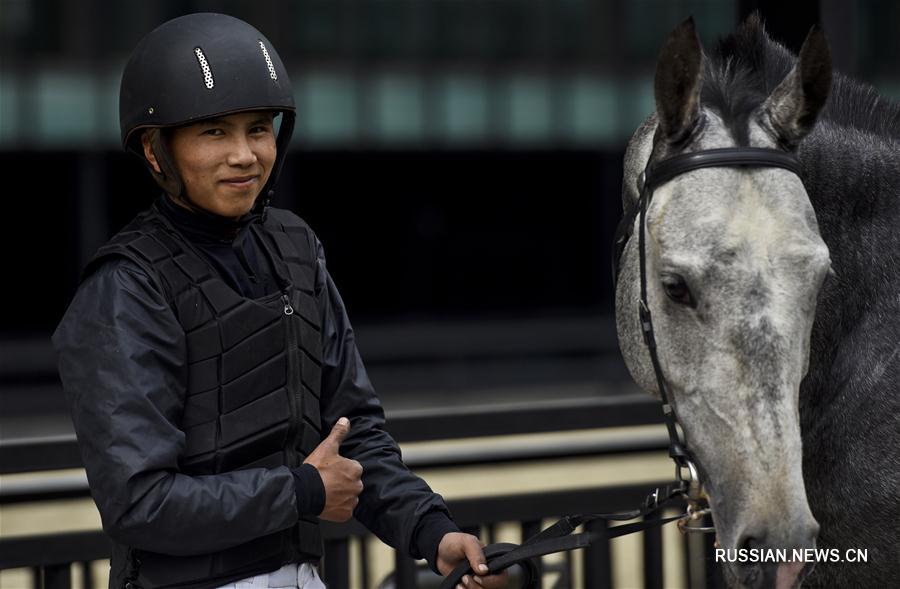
[616,18,833,589]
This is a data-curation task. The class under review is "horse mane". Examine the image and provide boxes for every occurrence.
[702,13,900,142]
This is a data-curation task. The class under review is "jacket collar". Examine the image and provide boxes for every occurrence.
[156,194,263,244]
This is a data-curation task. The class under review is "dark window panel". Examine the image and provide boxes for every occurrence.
[0,152,79,334]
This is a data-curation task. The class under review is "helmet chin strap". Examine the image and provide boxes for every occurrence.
[146,128,185,200]
[252,189,274,223]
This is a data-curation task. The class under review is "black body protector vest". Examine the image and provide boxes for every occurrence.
[88,206,324,589]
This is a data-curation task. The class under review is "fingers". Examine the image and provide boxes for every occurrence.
[474,570,508,589]
[458,571,506,589]
[350,458,363,479]
[461,572,508,589]
[458,535,507,589]
[462,536,489,577]
[437,532,501,585]
[353,463,364,493]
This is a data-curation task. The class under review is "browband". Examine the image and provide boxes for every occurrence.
[612,147,804,287]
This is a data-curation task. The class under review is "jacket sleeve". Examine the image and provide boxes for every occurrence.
[52,260,300,556]
[313,238,460,565]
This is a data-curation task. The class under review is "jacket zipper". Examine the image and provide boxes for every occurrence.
[283,293,306,556]
[282,293,294,316]
[282,292,303,469]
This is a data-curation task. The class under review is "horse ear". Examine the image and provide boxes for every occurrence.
[760,26,832,148]
[655,17,704,143]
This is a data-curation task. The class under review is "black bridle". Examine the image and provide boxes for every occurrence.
[440,147,804,589]
[615,147,804,484]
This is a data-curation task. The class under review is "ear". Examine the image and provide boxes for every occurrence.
[760,26,832,148]
[141,130,162,174]
[655,17,704,143]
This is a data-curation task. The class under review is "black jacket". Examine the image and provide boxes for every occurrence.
[53,197,457,588]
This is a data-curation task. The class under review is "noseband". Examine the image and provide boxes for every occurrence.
[613,147,804,488]
[441,148,804,589]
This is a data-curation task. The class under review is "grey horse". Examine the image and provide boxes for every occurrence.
[616,16,900,589]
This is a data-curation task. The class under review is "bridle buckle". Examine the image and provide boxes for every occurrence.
[674,458,715,534]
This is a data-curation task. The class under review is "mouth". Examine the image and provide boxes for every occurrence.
[220,175,259,189]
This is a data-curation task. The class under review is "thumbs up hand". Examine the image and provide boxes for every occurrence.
[304,417,364,522]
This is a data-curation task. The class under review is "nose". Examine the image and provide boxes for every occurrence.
[226,136,257,167]
[734,519,819,589]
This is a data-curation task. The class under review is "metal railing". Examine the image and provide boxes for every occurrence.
[0,398,724,588]
[0,394,664,476]
[1,483,717,589]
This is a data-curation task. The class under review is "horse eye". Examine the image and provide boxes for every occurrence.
[661,273,695,307]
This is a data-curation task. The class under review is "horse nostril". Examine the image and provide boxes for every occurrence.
[738,517,819,554]
[739,534,763,552]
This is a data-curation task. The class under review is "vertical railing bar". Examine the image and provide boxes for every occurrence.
[81,561,93,589]
[563,547,574,588]
[358,536,370,589]
[583,519,612,589]
[43,564,70,589]
[324,538,350,589]
[642,510,663,589]
[394,550,417,589]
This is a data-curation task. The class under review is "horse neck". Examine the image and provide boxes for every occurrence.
[801,124,900,243]
[798,123,900,406]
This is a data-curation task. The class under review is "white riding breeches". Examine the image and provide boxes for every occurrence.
[213,563,326,589]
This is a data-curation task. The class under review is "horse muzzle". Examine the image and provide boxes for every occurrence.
[724,518,820,589]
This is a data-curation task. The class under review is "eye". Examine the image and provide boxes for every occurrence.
[202,128,224,136]
[660,273,696,307]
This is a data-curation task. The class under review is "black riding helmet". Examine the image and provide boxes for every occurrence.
[120,12,295,211]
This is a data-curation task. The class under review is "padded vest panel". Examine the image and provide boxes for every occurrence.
[88,205,326,588]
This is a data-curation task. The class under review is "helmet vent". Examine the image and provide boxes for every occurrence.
[258,41,278,81]
[193,47,215,89]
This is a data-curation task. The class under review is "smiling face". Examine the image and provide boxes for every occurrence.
[143,111,277,218]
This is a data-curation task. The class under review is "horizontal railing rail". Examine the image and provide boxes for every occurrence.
[1,483,715,589]
[1,429,670,504]
[0,394,664,475]
[0,422,724,589]
[0,390,711,588]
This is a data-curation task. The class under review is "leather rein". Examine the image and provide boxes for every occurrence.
[440,147,804,589]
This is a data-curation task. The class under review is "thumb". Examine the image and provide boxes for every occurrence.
[323,417,351,450]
